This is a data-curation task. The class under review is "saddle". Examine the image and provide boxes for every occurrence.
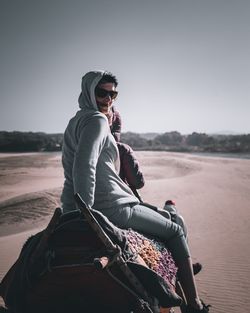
[0,194,182,313]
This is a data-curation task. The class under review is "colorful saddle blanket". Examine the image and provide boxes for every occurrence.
[126,229,177,288]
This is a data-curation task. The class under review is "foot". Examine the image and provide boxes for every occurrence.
[177,262,202,279]
[193,262,202,275]
[186,300,211,312]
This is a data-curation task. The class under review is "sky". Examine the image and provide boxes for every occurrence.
[0,0,249,135]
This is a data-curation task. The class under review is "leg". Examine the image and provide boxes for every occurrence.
[106,204,207,312]
[163,201,202,276]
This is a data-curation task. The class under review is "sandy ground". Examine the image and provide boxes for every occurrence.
[0,151,250,313]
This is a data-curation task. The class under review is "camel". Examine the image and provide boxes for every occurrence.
[0,194,184,313]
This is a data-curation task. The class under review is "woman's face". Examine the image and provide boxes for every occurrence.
[95,83,117,115]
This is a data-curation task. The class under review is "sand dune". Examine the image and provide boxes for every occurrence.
[0,189,61,236]
[0,151,250,313]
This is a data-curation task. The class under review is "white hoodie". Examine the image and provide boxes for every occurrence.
[61,71,139,212]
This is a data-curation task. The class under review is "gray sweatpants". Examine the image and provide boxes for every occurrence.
[102,203,190,262]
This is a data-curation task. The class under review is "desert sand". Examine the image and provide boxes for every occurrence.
[0,151,250,313]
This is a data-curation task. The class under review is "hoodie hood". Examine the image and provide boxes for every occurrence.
[78,70,104,110]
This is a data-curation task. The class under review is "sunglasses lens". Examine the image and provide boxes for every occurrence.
[96,88,107,98]
[110,91,118,99]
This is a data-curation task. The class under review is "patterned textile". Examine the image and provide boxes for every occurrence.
[126,229,178,288]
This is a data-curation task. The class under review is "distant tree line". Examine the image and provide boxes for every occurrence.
[121,131,250,153]
[0,131,63,152]
[0,131,250,153]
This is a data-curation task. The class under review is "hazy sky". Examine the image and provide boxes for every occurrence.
[1,0,249,134]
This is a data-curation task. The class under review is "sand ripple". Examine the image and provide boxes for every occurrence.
[0,188,61,236]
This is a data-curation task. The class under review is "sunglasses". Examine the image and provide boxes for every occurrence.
[95,87,118,100]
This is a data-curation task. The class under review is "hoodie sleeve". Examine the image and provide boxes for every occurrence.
[118,142,145,190]
[73,115,108,208]
[110,108,122,142]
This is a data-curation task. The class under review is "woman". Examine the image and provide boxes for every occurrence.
[61,70,210,313]
[110,105,122,142]
[105,103,145,191]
